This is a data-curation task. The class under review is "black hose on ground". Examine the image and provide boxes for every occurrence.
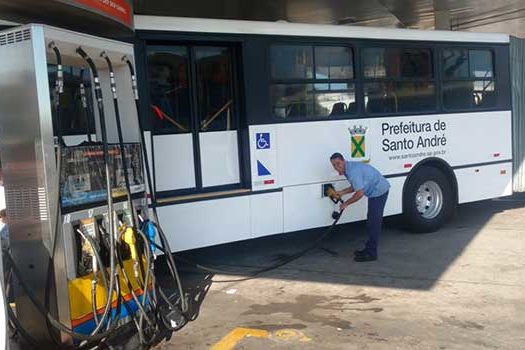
[154,208,345,283]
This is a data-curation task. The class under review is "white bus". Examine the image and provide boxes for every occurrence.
[133,16,513,252]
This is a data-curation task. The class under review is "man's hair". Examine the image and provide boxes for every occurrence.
[330,152,344,161]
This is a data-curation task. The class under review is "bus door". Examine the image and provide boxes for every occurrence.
[146,45,242,195]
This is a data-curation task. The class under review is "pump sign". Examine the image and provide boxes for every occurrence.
[69,0,133,27]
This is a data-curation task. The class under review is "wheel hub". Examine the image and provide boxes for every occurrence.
[415,180,443,219]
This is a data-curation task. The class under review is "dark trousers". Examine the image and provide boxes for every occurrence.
[365,191,389,257]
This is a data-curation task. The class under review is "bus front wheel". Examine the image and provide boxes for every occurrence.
[403,166,454,233]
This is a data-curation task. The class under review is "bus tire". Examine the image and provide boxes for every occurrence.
[403,166,454,233]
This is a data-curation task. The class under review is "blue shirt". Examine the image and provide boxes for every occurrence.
[345,161,390,198]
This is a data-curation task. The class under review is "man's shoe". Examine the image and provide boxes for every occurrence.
[354,248,367,257]
[354,252,377,262]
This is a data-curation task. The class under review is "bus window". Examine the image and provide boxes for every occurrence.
[271,45,313,80]
[470,50,494,78]
[271,84,314,118]
[442,49,469,79]
[270,44,356,119]
[442,48,496,110]
[147,47,191,134]
[362,47,435,114]
[195,47,236,132]
[315,46,354,80]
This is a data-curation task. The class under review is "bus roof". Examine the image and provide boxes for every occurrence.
[134,15,510,44]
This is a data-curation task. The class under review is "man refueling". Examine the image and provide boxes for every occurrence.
[329,153,390,262]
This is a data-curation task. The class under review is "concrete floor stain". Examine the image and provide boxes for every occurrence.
[440,316,485,330]
[242,293,383,330]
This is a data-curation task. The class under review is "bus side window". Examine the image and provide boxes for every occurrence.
[362,47,436,115]
[442,48,496,111]
[443,81,474,110]
[270,44,356,120]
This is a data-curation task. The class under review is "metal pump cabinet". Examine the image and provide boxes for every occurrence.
[0,24,146,345]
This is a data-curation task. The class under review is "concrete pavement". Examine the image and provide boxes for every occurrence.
[158,195,525,350]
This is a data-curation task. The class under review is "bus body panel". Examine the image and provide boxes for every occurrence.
[455,162,513,204]
[282,176,405,234]
[151,109,512,252]
[249,111,512,192]
[157,195,252,252]
[250,191,284,238]
[153,174,408,252]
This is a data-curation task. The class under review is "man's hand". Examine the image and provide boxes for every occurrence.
[340,189,365,211]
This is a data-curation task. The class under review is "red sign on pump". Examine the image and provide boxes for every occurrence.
[72,0,133,27]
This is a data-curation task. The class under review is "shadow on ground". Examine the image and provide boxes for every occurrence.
[155,194,525,327]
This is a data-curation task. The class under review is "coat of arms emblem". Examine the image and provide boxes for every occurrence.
[349,125,368,158]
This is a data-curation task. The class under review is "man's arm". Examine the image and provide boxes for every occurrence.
[337,186,354,196]
[340,189,364,210]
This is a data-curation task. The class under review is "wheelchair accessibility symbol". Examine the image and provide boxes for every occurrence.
[256,133,270,149]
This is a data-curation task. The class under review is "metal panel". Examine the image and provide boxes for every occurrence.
[510,36,525,192]
[456,162,513,203]
[98,63,141,143]
[282,176,403,233]
[283,181,366,233]
[250,191,283,237]
[157,195,251,251]
[0,25,56,344]
[0,245,6,349]
[199,130,240,187]
[0,24,140,344]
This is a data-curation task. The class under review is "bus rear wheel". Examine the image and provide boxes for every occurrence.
[403,166,454,233]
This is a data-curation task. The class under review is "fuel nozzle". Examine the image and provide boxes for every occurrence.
[120,222,140,279]
[324,184,342,204]
[324,184,343,221]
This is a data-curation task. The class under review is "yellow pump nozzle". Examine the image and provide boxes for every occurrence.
[123,226,138,261]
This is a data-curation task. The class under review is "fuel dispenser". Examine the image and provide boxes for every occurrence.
[0,25,185,348]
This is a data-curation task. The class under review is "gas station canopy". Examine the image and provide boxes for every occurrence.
[134,0,525,37]
[0,0,524,37]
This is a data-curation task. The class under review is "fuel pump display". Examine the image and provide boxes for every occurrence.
[0,24,186,349]
[60,143,144,208]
